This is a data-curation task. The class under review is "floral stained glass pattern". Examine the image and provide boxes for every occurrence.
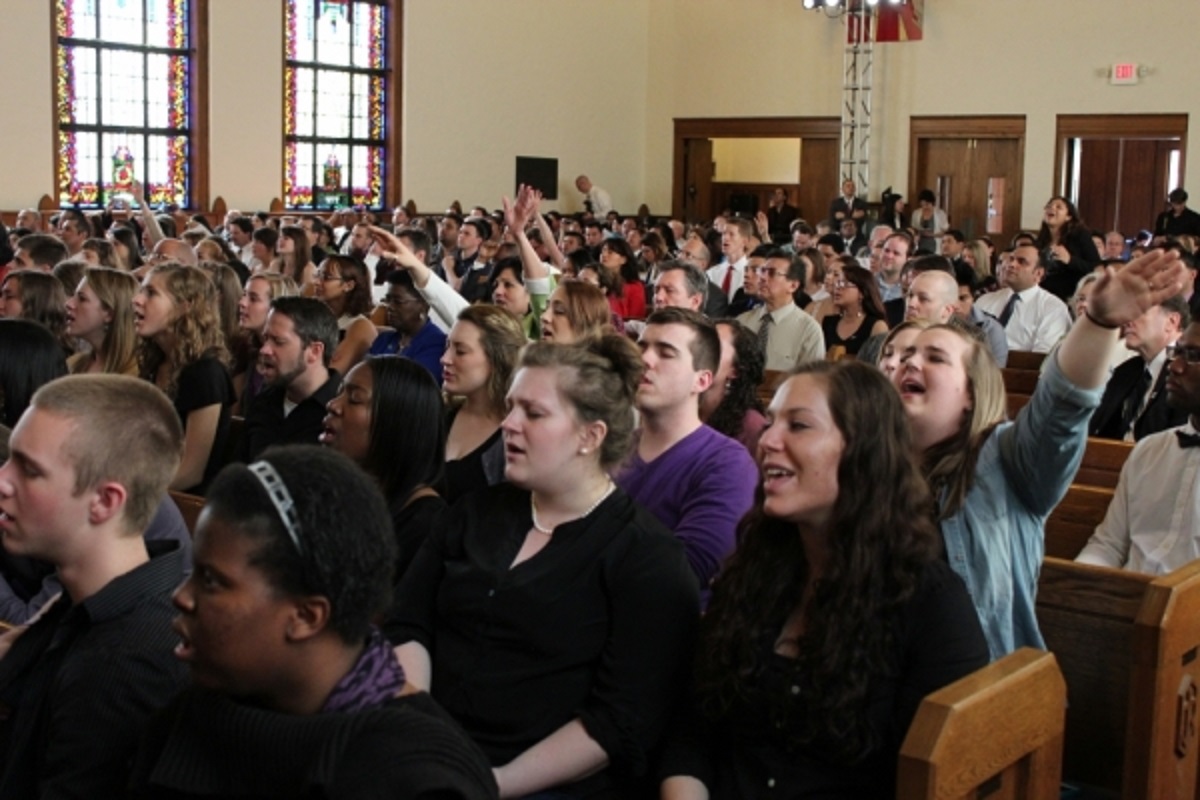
[285,0,388,210]
[56,0,192,208]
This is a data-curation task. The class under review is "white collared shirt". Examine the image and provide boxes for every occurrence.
[975,285,1071,353]
[707,255,747,299]
[1077,422,1200,575]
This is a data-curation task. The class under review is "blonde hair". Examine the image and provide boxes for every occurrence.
[137,263,229,398]
[70,267,140,376]
[919,321,1006,520]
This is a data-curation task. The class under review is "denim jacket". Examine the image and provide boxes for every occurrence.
[939,353,1102,659]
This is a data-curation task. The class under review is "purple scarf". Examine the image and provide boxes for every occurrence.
[321,629,406,714]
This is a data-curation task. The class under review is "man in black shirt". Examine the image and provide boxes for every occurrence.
[0,375,188,798]
[241,297,340,462]
[1155,188,1200,239]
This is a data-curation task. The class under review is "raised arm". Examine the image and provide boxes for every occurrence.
[369,225,467,328]
[131,181,166,246]
[503,185,548,282]
[1058,249,1185,389]
[532,208,566,270]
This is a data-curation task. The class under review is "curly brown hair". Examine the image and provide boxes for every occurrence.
[137,263,230,398]
[694,360,941,763]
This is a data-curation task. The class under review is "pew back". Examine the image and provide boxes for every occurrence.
[1044,483,1114,559]
[1076,437,1134,490]
[1036,557,1200,798]
[897,648,1065,800]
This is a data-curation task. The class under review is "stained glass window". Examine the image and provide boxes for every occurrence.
[285,0,389,210]
[55,0,196,208]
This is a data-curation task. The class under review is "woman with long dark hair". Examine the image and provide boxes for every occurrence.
[1036,195,1101,302]
[322,355,448,579]
[0,319,67,428]
[699,319,766,454]
[599,237,646,321]
[313,254,377,376]
[660,361,988,797]
[821,264,888,357]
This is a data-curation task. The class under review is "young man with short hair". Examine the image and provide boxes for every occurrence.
[616,308,757,603]
[0,375,189,797]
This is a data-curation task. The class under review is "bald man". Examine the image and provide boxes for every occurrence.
[905,270,959,324]
[149,238,198,268]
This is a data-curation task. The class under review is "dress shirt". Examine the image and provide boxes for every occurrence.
[240,370,341,461]
[706,256,747,300]
[736,301,825,371]
[0,541,188,797]
[875,272,904,303]
[975,285,1071,353]
[584,185,613,217]
[1077,422,1200,574]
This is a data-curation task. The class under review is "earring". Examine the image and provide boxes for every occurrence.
[579,447,589,455]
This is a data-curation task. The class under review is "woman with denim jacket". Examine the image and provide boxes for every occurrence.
[891,248,1187,658]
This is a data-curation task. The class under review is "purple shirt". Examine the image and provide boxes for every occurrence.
[616,425,758,600]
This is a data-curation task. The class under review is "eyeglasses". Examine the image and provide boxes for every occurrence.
[315,272,344,283]
[756,267,785,279]
[833,279,856,289]
[1166,344,1200,365]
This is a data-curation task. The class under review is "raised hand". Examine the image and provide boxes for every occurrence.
[1086,248,1187,328]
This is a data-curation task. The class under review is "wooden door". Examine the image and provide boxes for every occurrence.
[971,138,1022,243]
[911,117,1026,248]
[798,137,838,225]
[683,138,714,225]
[913,137,1023,244]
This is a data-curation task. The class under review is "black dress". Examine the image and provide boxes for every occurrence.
[821,313,882,357]
[658,561,989,798]
[387,483,699,797]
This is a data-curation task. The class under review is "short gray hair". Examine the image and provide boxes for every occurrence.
[656,260,709,302]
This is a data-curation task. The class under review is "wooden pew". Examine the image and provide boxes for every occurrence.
[1008,350,1047,371]
[756,369,786,409]
[1045,483,1114,559]
[897,648,1065,800]
[1076,436,1134,490]
[1036,557,1200,798]
[1001,367,1039,397]
[169,490,205,536]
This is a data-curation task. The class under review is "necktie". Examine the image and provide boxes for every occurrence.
[998,292,1020,327]
[1121,367,1153,436]
[721,265,734,297]
[758,312,774,353]
[1176,430,1200,448]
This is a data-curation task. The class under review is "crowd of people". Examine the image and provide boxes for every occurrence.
[0,175,1195,798]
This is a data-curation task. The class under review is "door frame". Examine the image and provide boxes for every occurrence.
[1053,113,1188,197]
[909,116,1026,241]
[672,117,840,221]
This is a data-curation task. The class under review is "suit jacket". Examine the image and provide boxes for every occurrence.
[828,196,867,226]
[1089,355,1187,441]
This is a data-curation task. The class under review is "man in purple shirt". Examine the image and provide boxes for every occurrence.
[616,308,758,600]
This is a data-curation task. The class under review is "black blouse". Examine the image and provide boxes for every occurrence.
[658,560,989,798]
[387,482,699,796]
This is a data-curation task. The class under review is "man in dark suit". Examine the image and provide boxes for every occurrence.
[766,187,799,245]
[1090,294,1190,441]
[828,179,866,227]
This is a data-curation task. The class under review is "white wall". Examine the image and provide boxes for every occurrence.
[0,1,55,209]
[1,0,1196,226]
[644,0,1200,229]
[401,0,649,215]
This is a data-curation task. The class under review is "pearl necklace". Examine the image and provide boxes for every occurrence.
[530,479,616,535]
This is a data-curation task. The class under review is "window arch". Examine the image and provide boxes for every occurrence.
[54,0,206,209]
[285,0,397,211]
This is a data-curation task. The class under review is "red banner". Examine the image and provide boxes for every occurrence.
[875,0,924,43]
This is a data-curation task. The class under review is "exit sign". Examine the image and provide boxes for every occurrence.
[1111,62,1139,85]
